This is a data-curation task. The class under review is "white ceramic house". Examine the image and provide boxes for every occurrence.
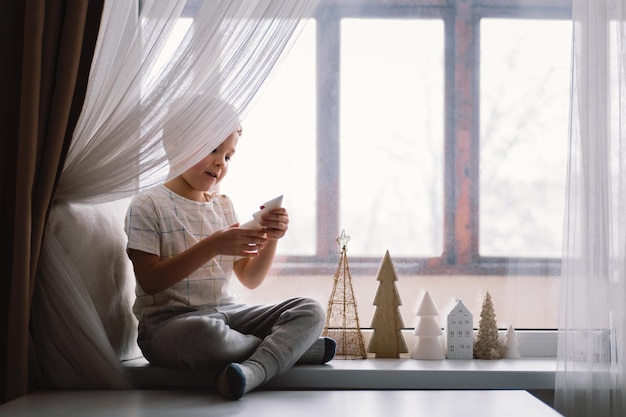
[446,299,474,359]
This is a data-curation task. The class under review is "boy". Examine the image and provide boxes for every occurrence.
[124,98,335,400]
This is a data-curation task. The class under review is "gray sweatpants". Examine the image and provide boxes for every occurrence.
[137,297,326,379]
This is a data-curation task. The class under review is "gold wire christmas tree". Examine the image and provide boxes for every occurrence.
[323,230,367,359]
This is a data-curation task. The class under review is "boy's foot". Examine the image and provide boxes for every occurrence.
[215,361,266,401]
[296,337,336,364]
[216,363,246,400]
[322,337,337,363]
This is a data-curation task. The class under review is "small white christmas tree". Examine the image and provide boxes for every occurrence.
[502,325,521,359]
[410,291,445,360]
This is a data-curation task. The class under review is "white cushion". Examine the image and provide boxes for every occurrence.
[48,199,141,361]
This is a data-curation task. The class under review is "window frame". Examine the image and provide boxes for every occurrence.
[270,0,572,276]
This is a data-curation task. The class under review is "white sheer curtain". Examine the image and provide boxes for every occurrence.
[58,0,317,203]
[31,0,318,388]
[556,0,626,415]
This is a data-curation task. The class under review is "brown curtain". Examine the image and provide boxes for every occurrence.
[0,0,103,403]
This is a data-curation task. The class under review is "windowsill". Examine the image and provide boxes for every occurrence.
[267,357,556,390]
[125,330,557,391]
[125,356,556,391]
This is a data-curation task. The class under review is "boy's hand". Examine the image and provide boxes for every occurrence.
[211,224,268,257]
[259,207,289,240]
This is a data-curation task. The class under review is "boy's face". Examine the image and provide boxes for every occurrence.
[181,128,240,192]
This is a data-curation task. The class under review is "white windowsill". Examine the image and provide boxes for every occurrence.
[125,330,557,391]
[267,357,556,390]
[125,357,556,391]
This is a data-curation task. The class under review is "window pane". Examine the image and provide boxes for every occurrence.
[340,18,444,257]
[480,19,571,257]
[222,21,316,255]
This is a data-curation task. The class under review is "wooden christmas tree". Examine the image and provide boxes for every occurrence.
[368,251,408,358]
[410,291,445,360]
[323,230,367,359]
[502,325,521,359]
[473,291,504,360]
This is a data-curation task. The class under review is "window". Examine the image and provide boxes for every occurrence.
[224,0,573,331]
[339,18,444,258]
[227,18,317,256]
[480,18,570,258]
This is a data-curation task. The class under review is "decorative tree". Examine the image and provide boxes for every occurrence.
[410,291,445,360]
[368,251,408,358]
[473,291,504,359]
[323,230,367,359]
[502,325,521,359]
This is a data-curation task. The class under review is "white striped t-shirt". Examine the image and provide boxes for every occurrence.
[125,184,240,319]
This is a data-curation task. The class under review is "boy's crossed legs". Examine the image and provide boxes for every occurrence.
[215,298,335,399]
[138,297,336,400]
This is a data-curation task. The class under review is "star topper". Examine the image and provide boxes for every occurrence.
[336,229,351,249]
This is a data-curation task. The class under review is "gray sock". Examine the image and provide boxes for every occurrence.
[296,337,336,364]
[216,361,266,400]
